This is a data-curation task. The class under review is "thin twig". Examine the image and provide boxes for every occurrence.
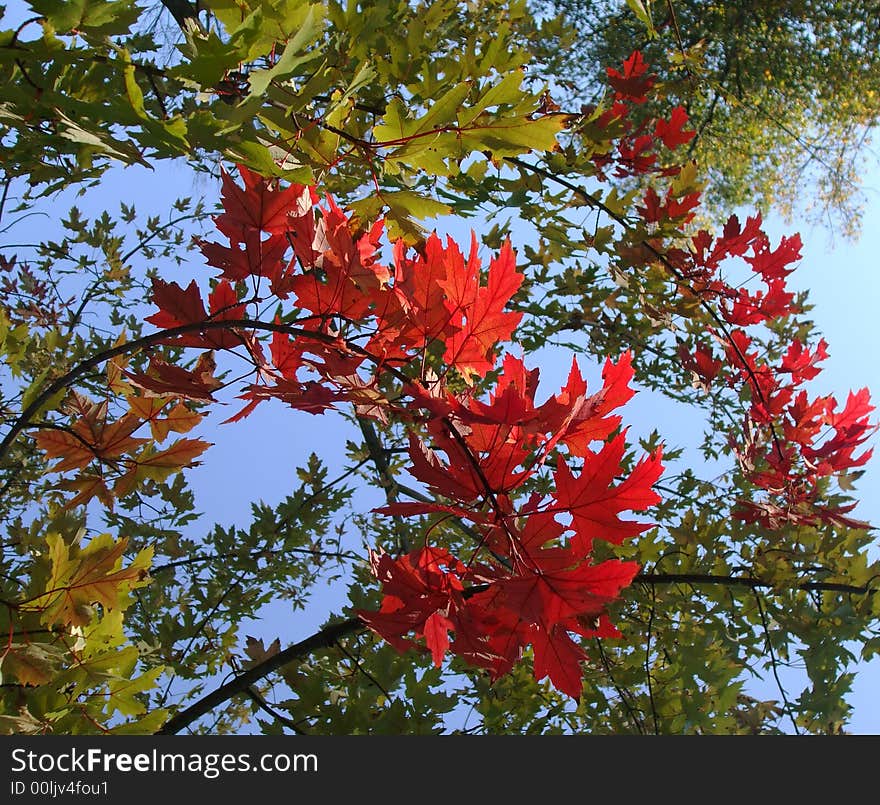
[752,588,800,735]
[244,686,307,734]
[594,637,645,734]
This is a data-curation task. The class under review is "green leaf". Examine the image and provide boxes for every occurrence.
[246,4,325,96]
[30,0,142,36]
[107,707,169,734]
[458,113,565,160]
[175,31,245,86]
[381,190,452,220]
[122,56,147,120]
[458,70,527,127]
[625,0,656,38]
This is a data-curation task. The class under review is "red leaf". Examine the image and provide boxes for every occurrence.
[423,611,453,667]
[654,106,695,150]
[553,434,663,551]
[374,235,459,354]
[482,558,639,631]
[606,51,654,101]
[269,329,303,380]
[440,238,523,378]
[357,547,466,663]
[531,626,586,699]
[34,429,95,472]
[125,356,222,402]
[198,231,289,283]
[561,352,636,456]
[214,165,316,238]
[679,342,723,387]
[208,279,243,318]
[780,338,829,384]
[146,278,206,329]
[745,233,802,280]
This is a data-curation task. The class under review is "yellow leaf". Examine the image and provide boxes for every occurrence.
[1,643,63,686]
[137,438,212,471]
[30,533,151,628]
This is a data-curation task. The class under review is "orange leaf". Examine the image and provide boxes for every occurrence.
[34,429,94,472]
[136,438,212,470]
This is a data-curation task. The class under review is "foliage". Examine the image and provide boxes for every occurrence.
[0,0,877,735]
[541,0,880,237]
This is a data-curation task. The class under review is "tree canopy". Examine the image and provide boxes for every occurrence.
[0,0,877,736]
[543,0,880,238]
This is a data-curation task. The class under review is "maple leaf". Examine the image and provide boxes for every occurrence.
[145,278,206,329]
[31,534,152,628]
[36,407,148,475]
[125,354,223,402]
[358,547,467,664]
[240,378,345,415]
[2,643,63,687]
[214,165,316,239]
[804,387,876,472]
[474,558,639,632]
[606,51,654,101]
[552,433,663,551]
[134,437,211,473]
[654,106,696,150]
[440,238,523,379]
[373,235,459,354]
[560,352,637,455]
[679,343,723,389]
[291,261,373,320]
[198,230,289,283]
[531,625,586,699]
[423,611,455,667]
[244,636,281,667]
[745,233,802,280]
[404,431,485,503]
[35,428,95,472]
[128,398,204,442]
[57,474,115,510]
[780,339,829,384]
[269,329,304,380]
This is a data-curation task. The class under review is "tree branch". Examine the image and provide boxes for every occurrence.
[635,572,875,597]
[152,566,875,734]
[159,0,206,36]
[156,616,363,734]
[0,316,401,466]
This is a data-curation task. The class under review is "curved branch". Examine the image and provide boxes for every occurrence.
[155,616,363,734]
[153,568,876,734]
[0,317,397,466]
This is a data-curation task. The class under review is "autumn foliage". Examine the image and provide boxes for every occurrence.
[116,163,666,698]
[12,41,875,727]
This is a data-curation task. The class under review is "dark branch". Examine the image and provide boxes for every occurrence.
[156,616,363,734]
[159,0,206,35]
[635,572,875,597]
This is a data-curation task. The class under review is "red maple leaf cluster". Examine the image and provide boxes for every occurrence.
[595,52,876,532]
[592,51,695,180]
[668,214,875,528]
[133,165,663,697]
[363,352,662,696]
